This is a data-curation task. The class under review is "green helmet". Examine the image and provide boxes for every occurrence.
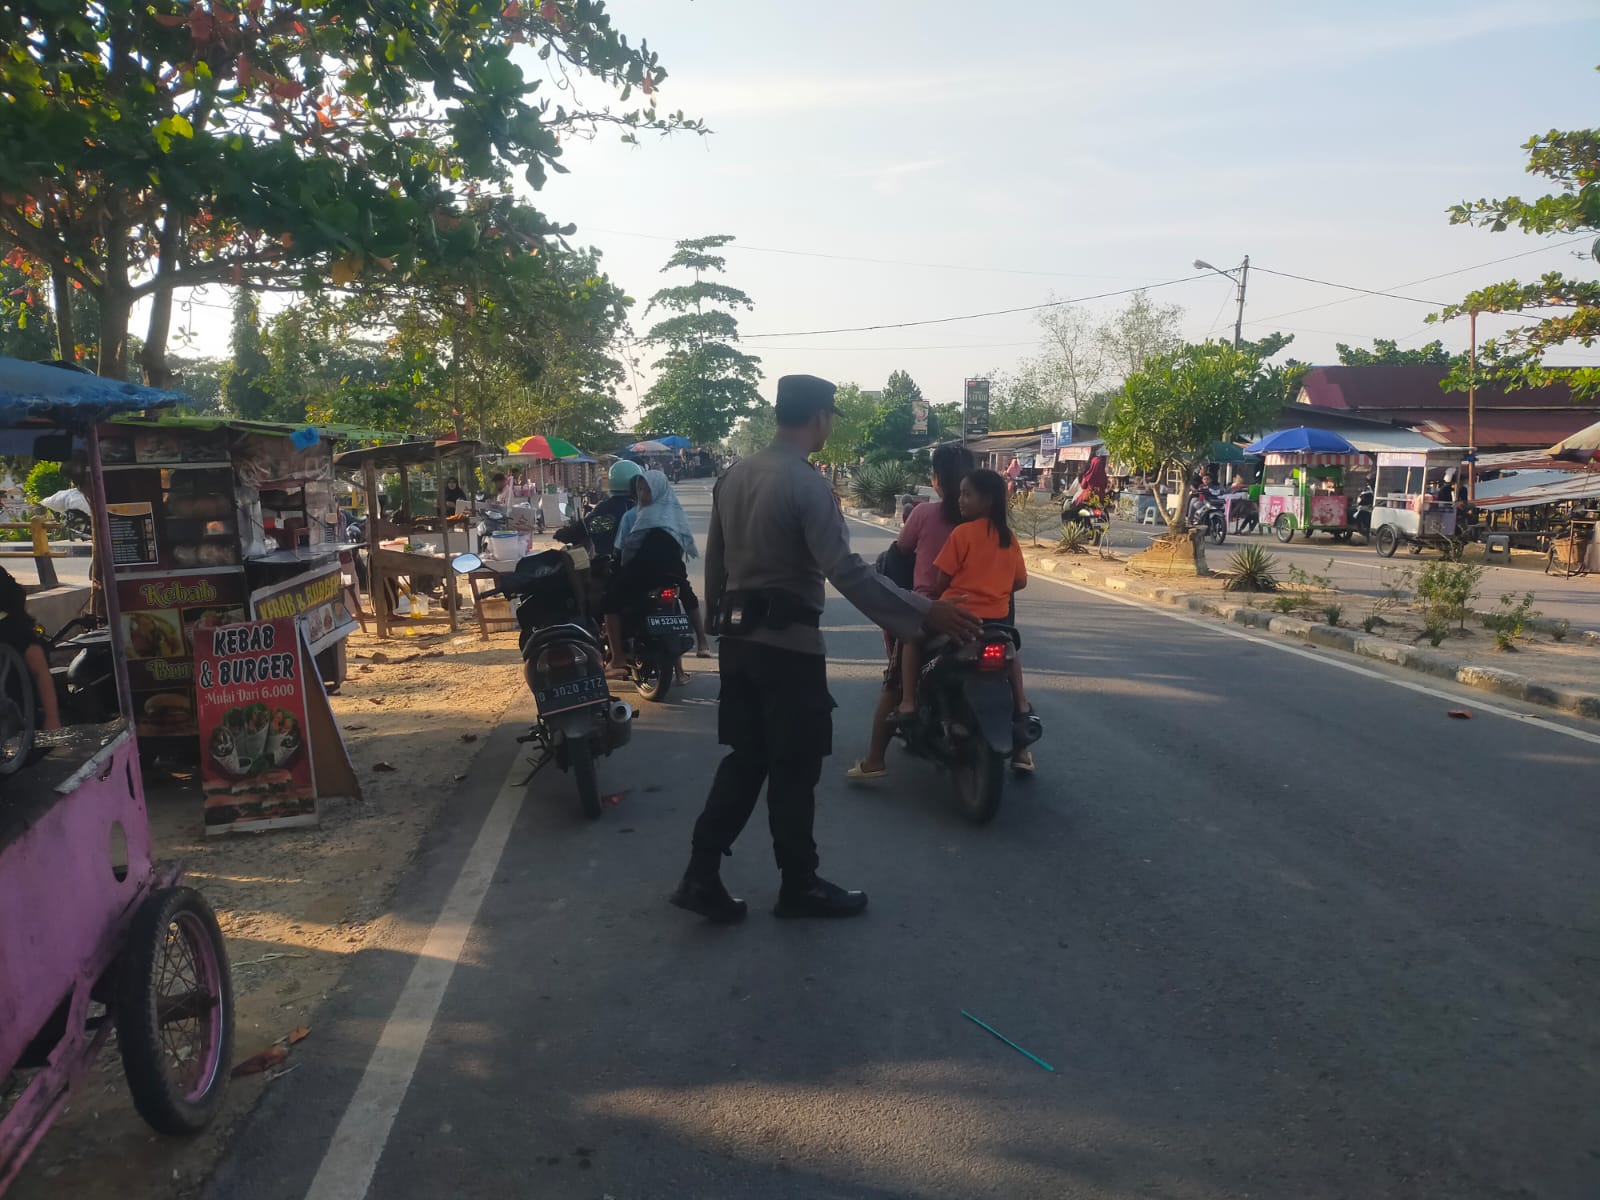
[608,459,643,494]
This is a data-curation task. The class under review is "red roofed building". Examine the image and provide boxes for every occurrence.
[1294,365,1598,451]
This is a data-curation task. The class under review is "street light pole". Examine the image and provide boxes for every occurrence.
[1193,255,1250,349]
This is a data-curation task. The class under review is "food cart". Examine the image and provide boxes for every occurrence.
[334,439,488,637]
[1244,428,1369,543]
[0,358,234,1193]
[1368,449,1466,557]
[95,417,360,752]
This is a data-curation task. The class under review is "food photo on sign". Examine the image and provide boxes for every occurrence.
[195,616,319,835]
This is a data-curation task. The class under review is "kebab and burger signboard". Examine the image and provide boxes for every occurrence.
[194,616,318,835]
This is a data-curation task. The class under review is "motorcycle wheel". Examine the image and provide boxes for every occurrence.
[951,739,1004,826]
[1274,514,1295,543]
[1207,515,1226,546]
[635,656,673,702]
[567,737,602,820]
[1375,525,1399,558]
[63,511,92,541]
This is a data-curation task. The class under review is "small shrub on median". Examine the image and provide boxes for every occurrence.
[1483,591,1540,652]
[1222,544,1279,592]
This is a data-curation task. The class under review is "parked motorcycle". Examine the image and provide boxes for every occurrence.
[475,506,510,553]
[893,625,1042,825]
[1340,487,1373,543]
[1188,490,1228,546]
[452,549,632,820]
[46,618,119,725]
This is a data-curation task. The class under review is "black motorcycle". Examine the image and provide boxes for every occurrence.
[1188,490,1228,546]
[602,584,695,703]
[1060,498,1109,540]
[894,624,1042,825]
[452,549,633,820]
[1340,488,1374,543]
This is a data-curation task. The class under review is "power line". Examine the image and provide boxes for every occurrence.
[581,226,1142,282]
[1250,266,1447,307]
[737,274,1206,340]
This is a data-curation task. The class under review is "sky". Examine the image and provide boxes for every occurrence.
[172,0,1600,418]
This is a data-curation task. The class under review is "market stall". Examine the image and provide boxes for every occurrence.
[1367,449,1466,556]
[1244,428,1370,543]
[334,439,488,637]
[96,417,361,748]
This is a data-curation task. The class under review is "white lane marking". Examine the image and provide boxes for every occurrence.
[303,746,530,1200]
[841,513,1600,749]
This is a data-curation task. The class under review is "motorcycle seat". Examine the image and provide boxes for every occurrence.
[520,622,601,656]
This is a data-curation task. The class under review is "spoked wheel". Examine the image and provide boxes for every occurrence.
[1274,514,1294,543]
[1375,525,1399,557]
[634,656,673,702]
[1207,515,1227,546]
[63,510,93,541]
[567,738,602,820]
[951,739,1004,826]
[115,887,234,1135]
[0,644,37,774]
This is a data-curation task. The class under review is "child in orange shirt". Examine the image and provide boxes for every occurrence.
[897,468,1031,732]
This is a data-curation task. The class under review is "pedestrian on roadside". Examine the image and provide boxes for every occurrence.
[670,375,980,924]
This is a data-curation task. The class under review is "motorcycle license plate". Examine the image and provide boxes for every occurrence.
[646,614,692,637]
[533,671,608,715]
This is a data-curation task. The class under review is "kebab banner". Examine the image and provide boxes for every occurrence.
[195,616,318,835]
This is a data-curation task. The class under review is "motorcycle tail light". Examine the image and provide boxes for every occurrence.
[655,587,678,605]
[537,644,581,672]
[979,641,1009,670]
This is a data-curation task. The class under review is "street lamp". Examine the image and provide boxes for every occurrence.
[1192,255,1250,349]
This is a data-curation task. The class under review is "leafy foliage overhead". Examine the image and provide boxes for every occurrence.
[1429,97,1600,399]
[0,0,697,382]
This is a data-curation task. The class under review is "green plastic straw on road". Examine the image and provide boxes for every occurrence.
[961,1009,1055,1072]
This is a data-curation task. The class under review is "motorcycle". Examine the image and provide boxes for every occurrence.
[451,549,633,820]
[1060,497,1109,540]
[1340,487,1374,543]
[45,617,119,725]
[1188,490,1228,546]
[602,583,695,703]
[476,506,510,553]
[893,624,1043,825]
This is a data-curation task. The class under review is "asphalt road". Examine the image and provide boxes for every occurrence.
[206,480,1600,1200]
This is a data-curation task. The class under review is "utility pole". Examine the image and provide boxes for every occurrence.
[1467,309,1477,503]
[1194,255,1250,348]
[1232,255,1250,350]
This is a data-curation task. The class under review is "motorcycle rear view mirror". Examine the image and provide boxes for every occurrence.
[451,552,483,574]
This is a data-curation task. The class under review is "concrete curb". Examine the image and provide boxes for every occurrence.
[843,504,1600,721]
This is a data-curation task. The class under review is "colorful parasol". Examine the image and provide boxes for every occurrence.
[507,435,580,459]
[627,439,673,454]
[1546,418,1600,464]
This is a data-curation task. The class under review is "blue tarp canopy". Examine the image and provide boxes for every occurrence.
[1243,426,1359,456]
[0,356,181,430]
[656,435,692,450]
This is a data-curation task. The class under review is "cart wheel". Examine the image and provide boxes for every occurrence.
[1333,530,1352,543]
[1375,525,1398,558]
[115,886,234,1136]
[1274,514,1294,543]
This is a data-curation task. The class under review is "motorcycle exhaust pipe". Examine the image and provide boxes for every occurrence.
[605,699,634,749]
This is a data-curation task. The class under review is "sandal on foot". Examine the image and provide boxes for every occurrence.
[846,759,888,781]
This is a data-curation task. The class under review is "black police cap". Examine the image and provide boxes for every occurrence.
[774,374,838,427]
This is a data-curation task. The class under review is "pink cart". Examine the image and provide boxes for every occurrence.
[0,360,233,1195]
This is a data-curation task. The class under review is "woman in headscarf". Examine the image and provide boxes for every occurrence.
[603,470,710,683]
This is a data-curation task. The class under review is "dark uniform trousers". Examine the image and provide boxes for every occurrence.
[690,636,834,879]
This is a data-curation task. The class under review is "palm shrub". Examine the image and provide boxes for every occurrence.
[1056,522,1095,555]
[848,461,921,515]
[1222,544,1279,592]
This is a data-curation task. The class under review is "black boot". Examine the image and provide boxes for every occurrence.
[670,854,747,924]
[774,874,868,919]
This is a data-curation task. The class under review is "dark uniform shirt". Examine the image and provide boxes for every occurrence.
[586,493,635,558]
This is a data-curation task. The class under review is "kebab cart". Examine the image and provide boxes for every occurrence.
[0,359,233,1195]
[95,417,360,753]
[1368,449,1466,557]
[1244,428,1370,544]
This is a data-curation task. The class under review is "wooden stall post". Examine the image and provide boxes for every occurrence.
[434,445,459,633]
[364,459,388,638]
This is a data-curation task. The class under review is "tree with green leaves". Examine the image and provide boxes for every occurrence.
[815,383,878,467]
[1101,341,1287,535]
[1097,290,1185,380]
[220,291,275,420]
[727,404,776,459]
[639,234,763,444]
[0,0,697,383]
[986,364,1066,431]
[1430,103,1600,399]
[864,369,929,452]
[1336,339,1458,366]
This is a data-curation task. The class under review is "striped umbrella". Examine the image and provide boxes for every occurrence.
[506,435,580,459]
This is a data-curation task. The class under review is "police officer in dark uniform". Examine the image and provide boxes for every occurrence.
[670,375,980,923]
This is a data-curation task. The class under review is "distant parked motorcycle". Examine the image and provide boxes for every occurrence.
[452,549,633,820]
[1188,490,1228,546]
[893,625,1042,825]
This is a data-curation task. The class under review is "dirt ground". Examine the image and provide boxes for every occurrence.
[8,622,524,1200]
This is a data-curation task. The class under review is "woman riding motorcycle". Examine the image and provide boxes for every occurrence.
[601,470,704,685]
[1062,451,1110,526]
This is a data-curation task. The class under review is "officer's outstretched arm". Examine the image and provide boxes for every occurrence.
[802,490,928,643]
